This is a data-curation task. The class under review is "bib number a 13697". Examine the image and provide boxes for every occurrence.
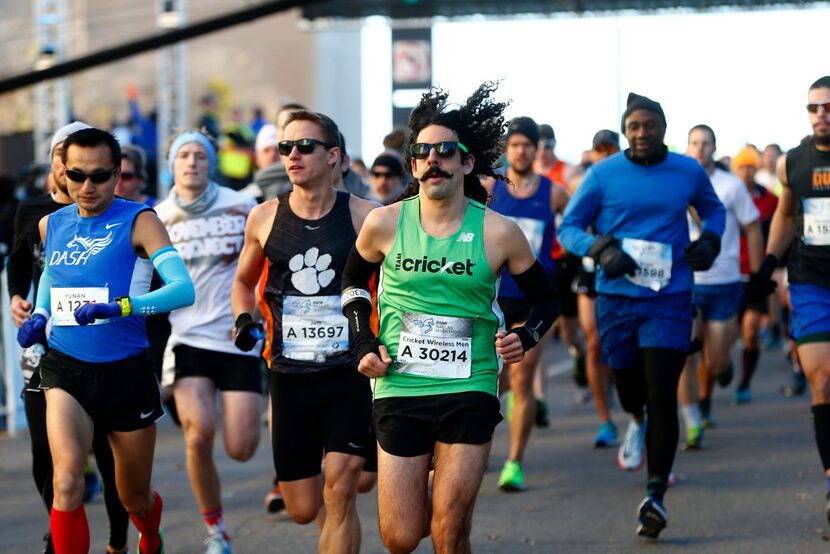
[282,295,349,362]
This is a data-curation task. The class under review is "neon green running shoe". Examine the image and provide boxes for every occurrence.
[498,460,526,492]
[137,528,164,554]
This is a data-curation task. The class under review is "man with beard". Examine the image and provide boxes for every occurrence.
[487,116,567,492]
[747,76,830,523]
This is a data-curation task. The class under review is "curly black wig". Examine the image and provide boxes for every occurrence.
[399,81,508,204]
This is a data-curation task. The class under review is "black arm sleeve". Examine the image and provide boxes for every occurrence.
[341,246,382,360]
[509,260,562,352]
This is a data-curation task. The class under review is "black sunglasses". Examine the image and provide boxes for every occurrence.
[278,138,333,156]
[807,102,830,114]
[120,172,138,180]
[65,167,117,184]
[408,141,469,160]
[372,171,398,179]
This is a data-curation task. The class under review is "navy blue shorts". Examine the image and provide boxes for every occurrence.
[595,292,693,369]
[693,282,744,321]
[790,283,830,345]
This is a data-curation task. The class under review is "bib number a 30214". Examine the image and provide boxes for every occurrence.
[802,198,830,246]
[395,312,473,379]
[281,295,349,362]
[50,287,109,326]
[621,238,672,292]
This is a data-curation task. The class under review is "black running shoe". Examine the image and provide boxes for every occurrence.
[637,496,668,539]
[43,532,54,554]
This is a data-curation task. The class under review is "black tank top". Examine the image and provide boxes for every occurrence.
[785,137,830,290]
[263,190,358,373]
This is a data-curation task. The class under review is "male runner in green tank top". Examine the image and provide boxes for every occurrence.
[341,82,561,553]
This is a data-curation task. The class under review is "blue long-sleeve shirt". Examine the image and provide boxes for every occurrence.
[558,151,726,298]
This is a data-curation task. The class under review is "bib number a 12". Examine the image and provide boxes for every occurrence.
[50,287,109,326]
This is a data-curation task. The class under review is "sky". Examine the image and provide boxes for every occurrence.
[361,4,829,165]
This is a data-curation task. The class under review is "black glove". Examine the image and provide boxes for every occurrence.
[684,230,721,271]
[587,234,638,279]
[234,312,264,352]
[745,254,778,302]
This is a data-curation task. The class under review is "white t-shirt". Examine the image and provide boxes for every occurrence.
[155,186,257,356]
[689,168,760,285]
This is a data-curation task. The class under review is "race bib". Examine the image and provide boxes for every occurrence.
[282,295,349,362]
[507,216,545,257]
[395,312,472,379]
[50,287,109,326]
[802,198,830,246]
[621,238,672,292]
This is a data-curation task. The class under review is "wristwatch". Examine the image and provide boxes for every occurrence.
[114,296,132,317]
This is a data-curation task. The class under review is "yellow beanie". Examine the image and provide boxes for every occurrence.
[732,147,761,171]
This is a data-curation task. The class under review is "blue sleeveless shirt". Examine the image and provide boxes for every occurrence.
[45,198,154,362]
[489,177,556,299]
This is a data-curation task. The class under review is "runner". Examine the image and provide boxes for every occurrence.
[558,93,725,539]
[231,110,377,554]
[16,127,195,554]
[486,115,567,491]
[155,129,262,554]
[340,82,561,552]
[572,129,622,447]
[7,122,131,554]
[746,76,830,523]
[679,124,761,446]
[733,147,778,404]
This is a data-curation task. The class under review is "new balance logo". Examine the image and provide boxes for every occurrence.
[457,232,475,242]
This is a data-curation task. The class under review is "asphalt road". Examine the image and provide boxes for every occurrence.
[1,339,829,553]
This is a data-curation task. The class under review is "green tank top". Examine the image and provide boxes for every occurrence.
[375,196,505,398]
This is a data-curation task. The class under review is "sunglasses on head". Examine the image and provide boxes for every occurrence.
[64,167,117,184]
[277,138,333,156]
[807,102,830,114]
[408,141,469,160]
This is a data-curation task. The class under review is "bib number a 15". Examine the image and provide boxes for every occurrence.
[802,198,830,246]
[50,287,109,326]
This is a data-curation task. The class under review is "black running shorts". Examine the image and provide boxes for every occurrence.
[172,344,263,393]
[269,367,373,481]
[373,391,503,457]
[38,348,164,433]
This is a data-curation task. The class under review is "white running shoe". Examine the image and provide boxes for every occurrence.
[204,535,231,554]
[617,419,646,472]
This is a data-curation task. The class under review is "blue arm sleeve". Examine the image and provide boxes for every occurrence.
[33,264,51,318]
[692,168,727,237]
[130,246,195,316]
[558,169,602,256]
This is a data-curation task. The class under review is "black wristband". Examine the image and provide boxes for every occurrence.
[508,326,538,352]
